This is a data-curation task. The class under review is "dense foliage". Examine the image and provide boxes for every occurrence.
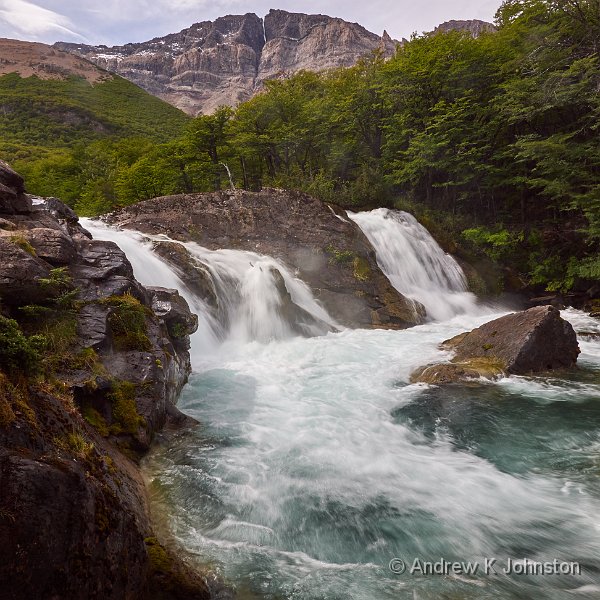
[5,0,600,293]
[0,74,189,212]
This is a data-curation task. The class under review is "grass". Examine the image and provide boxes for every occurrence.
[108,380,145,435]
[54,430,95,460]
[8,233,36,256]
[102,293,153,352]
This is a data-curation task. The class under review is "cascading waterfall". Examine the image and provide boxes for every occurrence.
[348,208,480,321]
[82,216,600,600]
[81,219,337,361]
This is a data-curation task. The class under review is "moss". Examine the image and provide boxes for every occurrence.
[0,315,46,375]
[0,375,16,427]
[325,244,355,264]
[144,537,173,573]
[169,322,186,339]
[9,233,36,256]
[102,293,152,352]
[54,430,95,460]
[457,357,507,376]
[482,343,494,351]
[82,405,109,437]
[108,380,144,435]
[352,256,371,281]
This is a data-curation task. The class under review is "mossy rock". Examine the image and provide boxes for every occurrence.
[352,257,371,281]
[102,293,153,352]
[108,380,145,435]
[411,357,507,385]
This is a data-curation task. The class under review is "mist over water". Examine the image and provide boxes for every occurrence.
[84,215,600,599]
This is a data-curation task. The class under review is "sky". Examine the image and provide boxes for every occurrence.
[0,0,500,46]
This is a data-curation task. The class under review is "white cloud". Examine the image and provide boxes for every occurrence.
[0,0,85,41]
[0,1,500,46]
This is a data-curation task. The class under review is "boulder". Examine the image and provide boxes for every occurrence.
[153,241,219,308]
[147,286,199,350]
[26,227,77,265]
[411,306,580,384]
[0,237,51,305]
[0,160,32,214]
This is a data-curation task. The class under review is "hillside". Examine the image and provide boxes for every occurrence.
[55,9,398,115]
[0,38,190,164]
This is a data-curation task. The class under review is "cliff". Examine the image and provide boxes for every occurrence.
[0,161,216,599]
[432,20,497,37]
[55,9,398,115]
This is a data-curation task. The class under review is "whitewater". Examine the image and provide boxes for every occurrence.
[83,212,600,600]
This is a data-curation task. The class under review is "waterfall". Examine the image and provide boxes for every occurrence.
[348,208,479,321]
[81,220,337,359]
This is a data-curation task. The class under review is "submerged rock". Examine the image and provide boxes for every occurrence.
[412,306,580,384]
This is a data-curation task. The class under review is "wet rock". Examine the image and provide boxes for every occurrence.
[25,227,76,265]
[77,303,110,350]
[0,181,211,599]
[0,237,50,305]
[107,189,423,330]
[148,286,199,350]
[269,267,337,336]
[153,241,219,308]
[411,306,580,384]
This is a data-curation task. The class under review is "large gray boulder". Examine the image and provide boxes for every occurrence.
[412,306,580,384]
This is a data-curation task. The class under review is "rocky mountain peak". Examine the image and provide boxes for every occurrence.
[433,19,497,37]
[55,9,398,116]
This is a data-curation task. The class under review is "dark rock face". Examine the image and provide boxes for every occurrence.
[0,160,32,214]
[0,167,210,599]
[106,188,424,329]
[55,10,397,115]
[412,306,580,384]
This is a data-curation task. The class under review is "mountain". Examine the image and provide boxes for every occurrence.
[55,9,398,116]
[0,39,189,163]
[433,20,497,37]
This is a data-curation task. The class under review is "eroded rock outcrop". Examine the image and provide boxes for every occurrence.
[0,161,213,599]
[106,188,424,330]
[55,9,397,115]
[412,306,580,384]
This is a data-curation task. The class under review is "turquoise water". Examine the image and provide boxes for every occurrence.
[145,309,600,599]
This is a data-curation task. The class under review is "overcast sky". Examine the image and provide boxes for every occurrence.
[0,0,501,46]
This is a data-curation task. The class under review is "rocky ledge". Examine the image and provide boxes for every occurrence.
[0,161,217,599]
[412,306,580,384]
[106,188,425,329]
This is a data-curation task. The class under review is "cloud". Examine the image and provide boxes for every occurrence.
[0,0,85,41]
[0,1,500,46]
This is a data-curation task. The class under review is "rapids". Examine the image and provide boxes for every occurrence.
[83,213,600,600]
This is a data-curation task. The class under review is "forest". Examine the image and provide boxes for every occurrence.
[8,0,600,295]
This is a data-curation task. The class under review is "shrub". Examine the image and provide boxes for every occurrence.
[103,293,152,352]
[0,316,46,375]
[108,380,144,435]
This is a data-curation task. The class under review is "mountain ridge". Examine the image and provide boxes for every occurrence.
[54,9,400,115]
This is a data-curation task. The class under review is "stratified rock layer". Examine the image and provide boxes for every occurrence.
[55,9,398,115]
